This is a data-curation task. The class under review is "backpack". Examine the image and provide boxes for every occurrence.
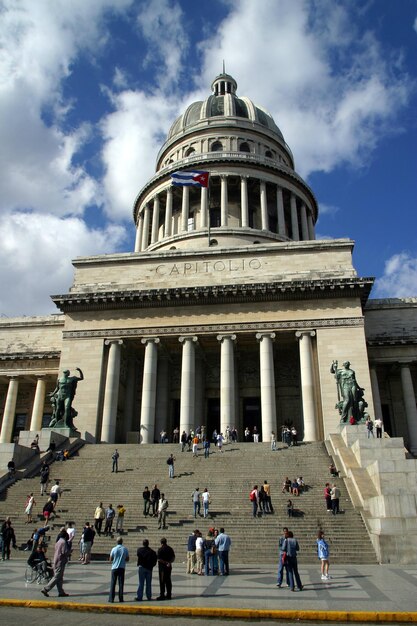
[167,457,173,465]
[249,490,257,502]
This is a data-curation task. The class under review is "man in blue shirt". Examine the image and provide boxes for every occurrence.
[214,527,231,575]
[108,537,129,602]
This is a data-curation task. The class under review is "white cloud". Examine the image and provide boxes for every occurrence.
[374,252,417,297]
[0,212,126,317]
[197,0,412,177]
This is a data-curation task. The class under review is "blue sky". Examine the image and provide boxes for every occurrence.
[1,0,416,316]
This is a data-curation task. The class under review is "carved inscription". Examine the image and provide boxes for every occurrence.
[155,258,262,276]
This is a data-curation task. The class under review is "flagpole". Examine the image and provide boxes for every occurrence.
[207,181,211,247]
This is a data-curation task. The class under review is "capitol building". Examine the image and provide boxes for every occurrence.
[1,72,416,452]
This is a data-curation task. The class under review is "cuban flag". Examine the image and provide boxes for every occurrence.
[171,170,209,188]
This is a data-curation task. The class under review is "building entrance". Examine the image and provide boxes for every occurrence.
[242,397,262,440]
[206,398,220,439]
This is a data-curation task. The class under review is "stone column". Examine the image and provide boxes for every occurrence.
[141,204,151,250]
[140,338,160,444]
[151,195,160,244]
[200,186,208,229]
[164,188,173,237]
[217,334,237,436]
[181,186,189,232]
[260,180,269,230]
[220,175,228,226]
[101,340,123,444]
[307,213,315,240]
[179,336,198,434]
[155,354,170,441]
[370,366,383,421]
[134,213,143,252]
[256,333,276,440]
[0,377,19,443]
[290,193,299,241]
[277,186,285,236]
[30,376,46,431]
[240,176,249,227]
[296,331,318,441]
[300,203,309,241]
[124,355,136,435]
[400,363,417,454]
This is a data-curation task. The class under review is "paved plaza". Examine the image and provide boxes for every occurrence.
[0,559,417,622]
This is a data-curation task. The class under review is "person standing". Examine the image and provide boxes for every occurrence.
[186,529,197,574]
[317,530,330,580]
[94,502,105,535]
[270,431,277,451]
[375,417,383,438]
[151,484,160,517]
[1,519,17,561]
[276,527,290,588]
[217,432,224,452]
[203,438,211,458]
[40,462,50,496]
[135,538,157,601]
[215,527,231,576]
[324,483,332,512]
[112,449,119,472]
[157,494,169,530]
[41,529,70,597]
[104,504,115,536]
[180,430,187,452]
[50,480,62,505]
[253,426,259,443]
[282,530,303,592]
[192,434,199,457]
[108,536,129,603]
[330,484,340,515]
[157,538,175,601]
[167,454,175,479]
[250,485,259,518]
[366,417,374,438]
[116,504,126,533]
[81,521,95,564]
[195,531,204,575]
[263,480,274,513]
[202,487,210,518]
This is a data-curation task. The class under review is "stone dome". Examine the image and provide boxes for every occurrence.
[167,73,285,141]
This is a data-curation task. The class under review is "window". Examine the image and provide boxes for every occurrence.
[210,141,223,152]
[185,147,195,157]
[240,142,250,153]
[265,150,273,158]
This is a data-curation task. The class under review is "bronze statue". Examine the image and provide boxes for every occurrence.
[48,368,84,429]
[330,360,367,424]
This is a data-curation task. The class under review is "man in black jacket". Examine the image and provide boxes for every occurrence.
[135,539,157,601]
[156,538,175,600]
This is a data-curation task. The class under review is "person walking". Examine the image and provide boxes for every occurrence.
[250,485,259,518]
[186,529,197,574]
[366,417,374,438]
[41,529,70,597]
[324,483,332,512]
[80,521,95,564]
[282,530,303,592]
[215,527,231,576]
[108,536,129,603]
[317,530,330,580]
[151,485,160,517]
[116,504,126,533]
[192,488,201,518]
[270,431,277,451]
[157,494,169,530]
[276,527,290,588]
[203,438,211,458]
[25,493,36,523]
[157,538,175,601]
[112,449,119,472]
[104,504,115,536]
[330,484,340,515]
[202,487,210,518]
[1,519,17,561]
[135,538,157,601]
[143,486,151,517]
[375,417,383,438]
[167,454,175,479]
[39,462,50,496]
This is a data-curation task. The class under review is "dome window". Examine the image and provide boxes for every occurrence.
[265,150,273,158]
[240,142,250,153]
[211,141,223,152]
[185,147,195,157]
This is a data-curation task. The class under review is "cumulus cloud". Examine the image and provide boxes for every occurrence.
[197,0,412,177]
[374,253,417,298]
[0,212,126,317]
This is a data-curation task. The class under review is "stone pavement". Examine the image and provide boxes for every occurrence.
[0,560,417,621]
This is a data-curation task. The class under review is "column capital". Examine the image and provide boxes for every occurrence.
[220,173,228,180]
[105,339,123,347]
[216,333,237,343]
[256,332,276,342]
[240,174,249,181]
[179,335,198,344]
[295,330,316,339]
[141,337,160,346]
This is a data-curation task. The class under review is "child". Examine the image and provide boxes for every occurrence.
[317,530,330,580]
[286,499,293,517]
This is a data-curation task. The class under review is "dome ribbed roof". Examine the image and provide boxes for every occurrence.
[167,73,284,141]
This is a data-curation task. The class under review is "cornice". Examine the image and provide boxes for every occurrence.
[52,277,373,313]
[63,317,364,340]
[0,351,60,362]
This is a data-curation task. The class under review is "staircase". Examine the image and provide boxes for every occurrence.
[0,441,377,564]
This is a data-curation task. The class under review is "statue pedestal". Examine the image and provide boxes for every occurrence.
[43,427,80,439]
